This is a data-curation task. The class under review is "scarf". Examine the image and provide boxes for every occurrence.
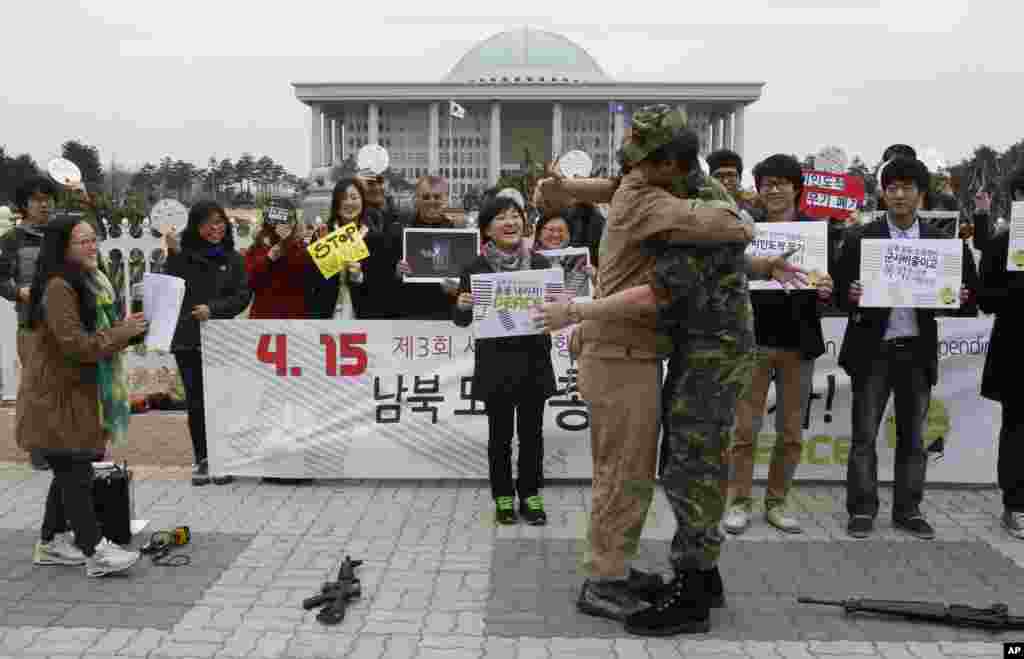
[483,240,532,273]
[200,239,226,259]
[84,270,131,448]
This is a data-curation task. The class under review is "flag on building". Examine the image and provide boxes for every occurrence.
[449,101,466,120]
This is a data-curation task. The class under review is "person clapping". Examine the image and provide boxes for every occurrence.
[453,197,557,526]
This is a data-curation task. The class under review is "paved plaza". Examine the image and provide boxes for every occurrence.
[1,463,1023,658]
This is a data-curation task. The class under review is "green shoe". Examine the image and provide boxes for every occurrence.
[495,496,518,525]
[520,495,547,526]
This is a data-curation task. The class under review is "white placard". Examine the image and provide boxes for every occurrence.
[745,221,829,291]
[357,144,389,175]
[142,273,186,352]
[1007,201,1024,271]
[537,247,592,299]
[47,158,81,186]
[558,150,593,178]
[860,238,963,308]
[471,268,564,339]
[150,199,188,235]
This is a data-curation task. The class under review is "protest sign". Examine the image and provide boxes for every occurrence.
[745,221,829,291]
[307,223,369,278]
[537,247,592,299]
[860,238,963,308]
[142,273,186,353]
[402,228,480,283]
[471,268,564,339]
[558,150,593,178]
[800,170,866,221]
[47,158,81,186]
[1008,201,1024,271]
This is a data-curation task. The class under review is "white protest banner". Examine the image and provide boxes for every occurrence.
[142,273,185,353]
[859,238,963,308]
[471,268,564,339]
[1008,201,1024,271]
[745,221,829,290]
[198,317,999,484]
[537,247,592,299]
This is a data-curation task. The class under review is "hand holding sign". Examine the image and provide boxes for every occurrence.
[307,222,369,278]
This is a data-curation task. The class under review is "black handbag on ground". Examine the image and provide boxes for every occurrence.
[92,461,133,545]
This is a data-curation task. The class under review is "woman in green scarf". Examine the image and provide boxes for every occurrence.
[16,215,148,577]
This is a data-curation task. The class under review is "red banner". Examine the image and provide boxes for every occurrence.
[799,170,866,220]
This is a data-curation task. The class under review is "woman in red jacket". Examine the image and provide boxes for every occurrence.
[246,199,317,319]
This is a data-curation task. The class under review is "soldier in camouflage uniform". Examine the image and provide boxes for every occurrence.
[537,105,806,635]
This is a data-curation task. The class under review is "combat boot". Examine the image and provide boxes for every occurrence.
[624,569,710,636]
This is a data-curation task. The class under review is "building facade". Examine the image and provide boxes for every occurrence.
[293,28,763,205]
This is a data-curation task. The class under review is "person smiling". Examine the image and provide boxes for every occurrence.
[452,196,557,526]
[17,215,148,576]
[165,201,252,486]
[246,198,317,320]
[309,179,369,320]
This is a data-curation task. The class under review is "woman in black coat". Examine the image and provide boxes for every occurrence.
[976,228,1024,538]
[165,201,252,486]
[453,196,557,526]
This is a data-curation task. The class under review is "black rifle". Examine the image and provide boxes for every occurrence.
[798,597,1024,631]
[302,556,362,625]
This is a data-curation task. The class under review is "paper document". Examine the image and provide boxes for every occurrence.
[859,238,963,309]
[142,273,186,352]
[470,268,564,339]
[745,221,829,291]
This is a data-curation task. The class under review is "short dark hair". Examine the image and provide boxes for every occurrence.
[15,176,57,212]
[753,154,804,202]
[477,196,527,242]
[880,157,930,193]
[707,149,743,177]
[882,144,917,162]
[643,129,701,173]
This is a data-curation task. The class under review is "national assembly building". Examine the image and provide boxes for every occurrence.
[292,28,763,206]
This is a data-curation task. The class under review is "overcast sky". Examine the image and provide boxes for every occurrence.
[2,0,1019,182]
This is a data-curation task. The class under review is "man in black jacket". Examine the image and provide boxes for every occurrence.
[0,176,58,470]
[835,157,978,540]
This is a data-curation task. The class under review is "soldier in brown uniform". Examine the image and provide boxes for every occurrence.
[537,106,801,623]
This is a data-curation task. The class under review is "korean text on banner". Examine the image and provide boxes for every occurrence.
[142,273,186,352]
[800,170,866,221]
[1008,201,1024,272]
[308,223,369,278]
[860,238,963,308]
[745,221,829,291]
[471,268,564,339]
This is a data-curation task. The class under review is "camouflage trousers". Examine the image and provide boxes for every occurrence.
[658,334,755,572]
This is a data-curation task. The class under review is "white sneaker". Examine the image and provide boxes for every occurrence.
[33,532,86,566]
[766,505,803,534]
[86,538,140,577]
[723,506,751,534]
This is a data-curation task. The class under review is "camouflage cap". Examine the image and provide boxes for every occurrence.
[620,104,689,166]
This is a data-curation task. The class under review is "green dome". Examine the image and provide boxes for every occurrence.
[444,28,611,84]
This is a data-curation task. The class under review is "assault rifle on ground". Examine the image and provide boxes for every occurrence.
[302,556,362,625]
[798,597,1024,631]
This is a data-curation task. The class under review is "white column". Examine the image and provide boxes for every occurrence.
[724,112,735,151]
[551,102,563,159]
[733,104,745,164]
[368,103,379,145]
[310,104,322,170]
[324,117,334,168]
[714,115,724,150]
[332,117,341,164]
[612,108,624,175]
[489,101,501,186]
[428,102,440,175]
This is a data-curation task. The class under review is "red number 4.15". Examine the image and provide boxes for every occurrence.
[256,333,368,377]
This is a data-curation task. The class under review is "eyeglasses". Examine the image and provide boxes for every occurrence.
[884,184,918,196]
[760,180,793,192]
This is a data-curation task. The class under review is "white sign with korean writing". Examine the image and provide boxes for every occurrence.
[470,268,564,340]
[745,221,829,291]
[1008,201,1024,272]
[859,238,963,308]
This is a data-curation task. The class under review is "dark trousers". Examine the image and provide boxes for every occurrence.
[847,340,930,519]
[42,453,100,557]
[998,404,1024,512]
[174,350,207,464]
[485,396,546,500]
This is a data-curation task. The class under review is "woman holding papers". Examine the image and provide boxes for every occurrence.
[308,178,367,320]
[453,196,557,526]
[166,201,251,487]
[246,198,317,320]
[16,215,147,576]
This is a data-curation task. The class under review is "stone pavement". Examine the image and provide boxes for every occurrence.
[1,463,1022,658]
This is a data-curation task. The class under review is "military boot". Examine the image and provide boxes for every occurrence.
[624,569,711,636]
